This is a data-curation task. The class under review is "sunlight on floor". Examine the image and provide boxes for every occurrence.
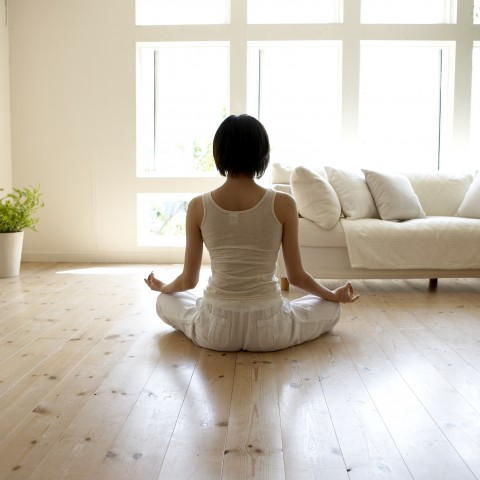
[55,264,188,276]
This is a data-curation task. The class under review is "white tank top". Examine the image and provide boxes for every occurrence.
[201,189,283,301]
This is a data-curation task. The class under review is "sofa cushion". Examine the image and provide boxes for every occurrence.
[363,170,426,221]
[291,166,341,229]
[406,172,473,216]
[342,216,480,269]
[457,173,480,219]
[298,218,347,247]
[325,166,379,219]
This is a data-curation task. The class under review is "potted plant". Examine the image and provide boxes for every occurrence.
[0,185,44,277]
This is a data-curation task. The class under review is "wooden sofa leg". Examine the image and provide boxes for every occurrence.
[429,278,438,290]
[280,277,290,291]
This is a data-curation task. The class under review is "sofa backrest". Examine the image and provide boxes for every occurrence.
[271,163,474,218]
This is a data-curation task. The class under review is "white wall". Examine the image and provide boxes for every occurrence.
[9,0,168,262]
[0,1,11,191]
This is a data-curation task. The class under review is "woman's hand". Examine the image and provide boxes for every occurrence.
[144,272,166,292]
[331,282,360,303]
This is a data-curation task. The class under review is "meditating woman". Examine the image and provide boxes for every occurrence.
[145,114,359,352]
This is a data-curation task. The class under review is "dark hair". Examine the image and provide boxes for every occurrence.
[213,114,270,179]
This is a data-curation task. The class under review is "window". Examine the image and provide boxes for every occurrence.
[137,43,229,177]
[134,0,478,250]
[136,0,228,25]
[247,0,341,24]
[361,0,456,24]
[137,193,194,246]
[359,43,453,170]
[247,42,342,168]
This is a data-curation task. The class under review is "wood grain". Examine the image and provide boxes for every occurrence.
[0,265,479,480]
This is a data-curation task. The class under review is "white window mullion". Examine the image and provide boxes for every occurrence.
[341,0,361,150]
[230,0,247,114]
[449,0,473,169]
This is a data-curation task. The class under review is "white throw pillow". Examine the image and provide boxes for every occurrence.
[363,170,426,221]
[407,171,473,216]
[456,173,480,219]
[291,166,341,229]
[271,162,327,185]
[271,163,295,184]
[325,166,379,219]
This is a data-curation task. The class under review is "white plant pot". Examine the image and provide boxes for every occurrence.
[0,231,25,278]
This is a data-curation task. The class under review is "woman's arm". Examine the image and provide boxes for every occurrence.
[274,192,359,303]
[144,196,204,294]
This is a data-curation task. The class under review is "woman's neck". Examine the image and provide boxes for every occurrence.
[211,174,266,211]
[224,173,257,186]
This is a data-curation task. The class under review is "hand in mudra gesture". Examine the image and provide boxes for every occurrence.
[144,272,165,292]
[332,282,360,303]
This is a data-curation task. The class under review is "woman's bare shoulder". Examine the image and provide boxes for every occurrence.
[187,194,205,223]
[274,190,297,208]
[189,194,204,207]
[273,190,298,223]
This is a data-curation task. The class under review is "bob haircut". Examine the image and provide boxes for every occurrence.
[213,114,270,179]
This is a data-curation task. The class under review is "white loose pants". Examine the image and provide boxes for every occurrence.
[156,292,341,352]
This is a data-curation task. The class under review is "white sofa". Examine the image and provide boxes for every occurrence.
[272,163,480,290]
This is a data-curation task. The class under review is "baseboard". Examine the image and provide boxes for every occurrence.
[21,250,211,264]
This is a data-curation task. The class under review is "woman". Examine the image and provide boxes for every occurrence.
[145,114,359,351]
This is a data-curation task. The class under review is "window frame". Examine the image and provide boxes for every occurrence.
[135,0,480,248]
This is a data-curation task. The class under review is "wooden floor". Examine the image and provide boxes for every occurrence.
[1,264,480,480]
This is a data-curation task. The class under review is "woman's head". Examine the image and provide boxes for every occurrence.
[213,114,270,178]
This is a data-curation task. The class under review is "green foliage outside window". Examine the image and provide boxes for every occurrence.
[149,200,188,236]
[193,138,215,172]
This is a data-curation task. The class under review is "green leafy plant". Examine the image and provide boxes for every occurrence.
[0,185,44,233]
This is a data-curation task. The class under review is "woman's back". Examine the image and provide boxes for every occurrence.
[201,188,282,301]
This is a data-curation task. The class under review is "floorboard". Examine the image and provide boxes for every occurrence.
[0,264,479,480]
